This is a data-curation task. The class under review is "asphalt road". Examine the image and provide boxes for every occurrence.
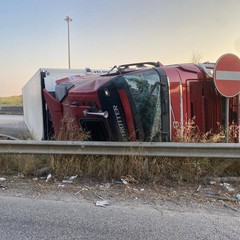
[0,194,239,240]
[0,114,31,139]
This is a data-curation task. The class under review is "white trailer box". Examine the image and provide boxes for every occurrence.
[22,68,107,140]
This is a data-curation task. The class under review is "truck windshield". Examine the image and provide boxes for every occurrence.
[123,69,161,141]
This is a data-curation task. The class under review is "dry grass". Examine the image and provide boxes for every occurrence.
[56,114,89,141]
[48,117,239,184]
[172,117,239,143]
[0,95,22,106]
[0,117,239,184]
[1,154,238,185]
[0,154,48,176]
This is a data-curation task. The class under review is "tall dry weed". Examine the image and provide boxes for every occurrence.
[170,117,240,182]
[0,154,49,176]
[56,114,89,141]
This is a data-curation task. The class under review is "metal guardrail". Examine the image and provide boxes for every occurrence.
[0,134,19,140]
[1,140,240,158]
[0,106,23,115]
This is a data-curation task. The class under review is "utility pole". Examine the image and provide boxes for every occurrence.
[65,16,72,69]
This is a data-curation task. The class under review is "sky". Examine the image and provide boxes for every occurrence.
[1,0,240,97]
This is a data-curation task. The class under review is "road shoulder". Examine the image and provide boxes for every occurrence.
[0,176,239,217]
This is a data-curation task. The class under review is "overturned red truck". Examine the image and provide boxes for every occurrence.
[41,62,238,142]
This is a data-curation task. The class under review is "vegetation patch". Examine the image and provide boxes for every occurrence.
[0,116,239,184]
[0,95,23,106]
[0,154,239,185]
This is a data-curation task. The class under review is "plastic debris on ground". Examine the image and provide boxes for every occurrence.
[0,177,6,182]
[236,194,240,200]
[220,183,235,192]
[46,174,52,182]
[58,184,65,187]
[121,175,139,184]
[0,184,6,190]
[112,180,123,184]
[69,175,78,181]
[13,174,24,179]
[95,200,109,207]
[121,179,128,185]
[61,175,78,184]
[209,181,216,185]
[112,175,139,185]
[62,180,73,184]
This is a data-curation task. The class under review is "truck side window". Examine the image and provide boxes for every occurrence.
[123,70,161,141]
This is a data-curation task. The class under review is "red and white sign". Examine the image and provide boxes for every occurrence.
[214,53,240,97]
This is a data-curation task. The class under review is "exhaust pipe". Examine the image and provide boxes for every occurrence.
[83,110,109,119]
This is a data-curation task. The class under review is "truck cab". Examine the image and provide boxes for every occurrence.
[43,62,170,141]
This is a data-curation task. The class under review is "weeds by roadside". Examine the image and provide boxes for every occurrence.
[56,114,89,141]
[0,154,239,185]
[0,117,239,184]
[0,95,22,106]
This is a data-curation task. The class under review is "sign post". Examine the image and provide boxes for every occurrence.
[238,95,240,143]
[214,53,240,142]
[225,97,229,142]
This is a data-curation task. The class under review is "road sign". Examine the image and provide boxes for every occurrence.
[214,53,240,97]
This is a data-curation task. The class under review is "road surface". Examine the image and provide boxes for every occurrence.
[0,114,31,139]
[0,179,239,240]
[0,194,240,240]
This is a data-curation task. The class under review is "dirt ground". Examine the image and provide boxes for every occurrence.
[0,175,239,216]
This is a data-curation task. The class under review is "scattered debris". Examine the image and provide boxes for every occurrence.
[206,189,217,196]
[32,177,38,181]
[58,184,65,187]
[236,194,240,200]
[95,200,109,207]
[209,181,216,185]
[74,190,81,195]
[133,188,140,193]
[34,193,41,200]
[40,177,47,180]
[69,175,78,181]
[13,174,24,179]
[121,179,128,185]
[61,175,78,184]
[220,183,235,192]
[82,186,90,191]
[195,185,201,192]
[121,175,139,184]
[46,174,52,182]
[62,180,73,184]
[0,184,6,190]
[0,177,6,182]
[112,179,124,184]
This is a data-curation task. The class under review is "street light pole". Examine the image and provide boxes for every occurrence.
[65,16,72,69]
